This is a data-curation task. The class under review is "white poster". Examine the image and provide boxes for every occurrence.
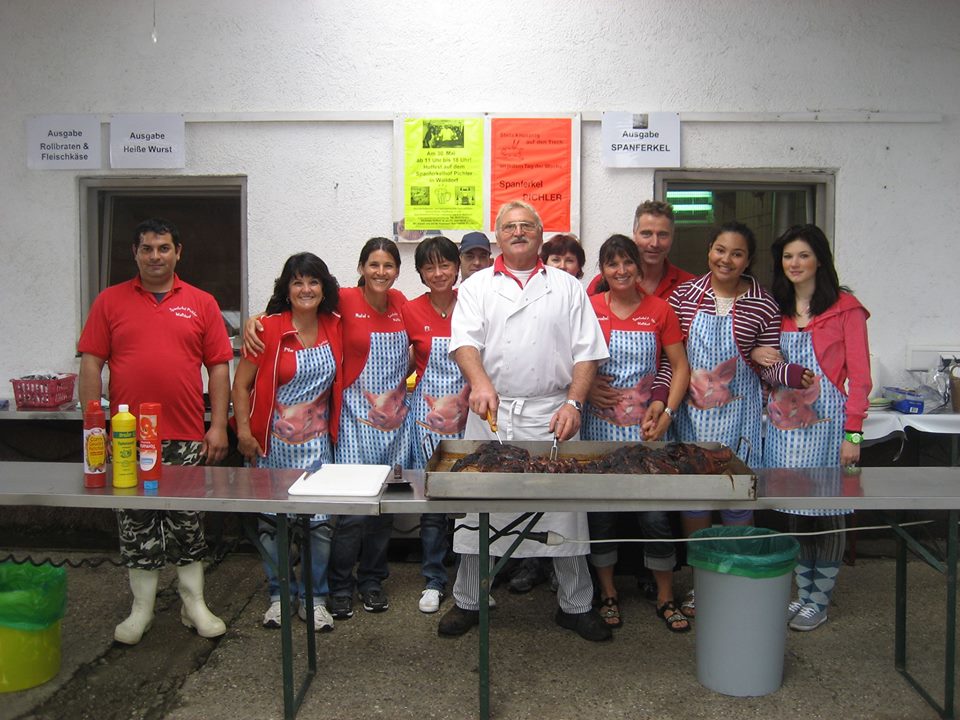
[26,114,102,169]
[601,111,680,168]
[110,113,185,168]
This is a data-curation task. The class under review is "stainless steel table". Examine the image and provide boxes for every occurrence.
[383,466,960,720]
[0,461,382,720]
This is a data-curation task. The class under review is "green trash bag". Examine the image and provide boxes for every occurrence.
[0,562,67,631]
[688,526,799,580]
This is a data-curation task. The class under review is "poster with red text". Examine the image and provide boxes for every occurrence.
[489,116,579,232]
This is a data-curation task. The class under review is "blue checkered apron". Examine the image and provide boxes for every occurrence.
[672,310,763,467]
[763,330,850,516]
[334,330,413,468]
[582,329,656,443]
[410,335,468,469]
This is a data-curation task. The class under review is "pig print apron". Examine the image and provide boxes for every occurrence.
[582,329,656,443]
[673,304,762,467]
[335,331,413,468]
[258,341,336,523]
[763,330,850,516]
[410,335,468,469]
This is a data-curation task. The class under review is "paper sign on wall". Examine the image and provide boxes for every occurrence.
[400,117,485,230]
[110,113,185,168]
[601,111,680,168]
[489,117,574,232]
[26,114,102,169]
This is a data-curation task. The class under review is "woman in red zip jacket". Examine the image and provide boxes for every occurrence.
[232,252,342,633]
[755,224,871,632]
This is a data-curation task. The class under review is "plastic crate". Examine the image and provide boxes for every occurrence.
[10,374,76,409]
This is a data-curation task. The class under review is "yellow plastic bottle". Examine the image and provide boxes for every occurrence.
[111,404,137,488]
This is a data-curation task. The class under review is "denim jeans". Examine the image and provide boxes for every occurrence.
[328,514,393,596]
[258,514,332,602]
[588,510,676,572]
[419,512,449,592]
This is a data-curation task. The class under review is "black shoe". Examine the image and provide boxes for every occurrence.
[330,595,354,619]
[438,605,480,637]
[508,558,547,594]
[555,608,613,642]
[360,587,389,613]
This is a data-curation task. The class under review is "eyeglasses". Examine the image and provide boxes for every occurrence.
[499,221,539,235]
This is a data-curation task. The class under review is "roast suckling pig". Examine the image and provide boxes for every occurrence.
[449,442,735,475]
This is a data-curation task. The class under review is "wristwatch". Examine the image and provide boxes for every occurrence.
[663,406,675,418]
[565,399,583,413]
[843,430,864,445]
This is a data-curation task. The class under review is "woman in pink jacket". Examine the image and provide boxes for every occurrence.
[756,224,871,632]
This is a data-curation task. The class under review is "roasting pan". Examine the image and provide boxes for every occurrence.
[423,440,757,501]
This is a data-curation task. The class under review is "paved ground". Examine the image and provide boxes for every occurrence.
[2,536,954,720]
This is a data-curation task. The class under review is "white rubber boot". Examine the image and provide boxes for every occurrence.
[177,561,226,638]
[114,568,160,645]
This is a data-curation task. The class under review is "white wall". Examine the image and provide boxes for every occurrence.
[1,0,958,391]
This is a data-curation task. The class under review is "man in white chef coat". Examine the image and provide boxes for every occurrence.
[439,200,612,641]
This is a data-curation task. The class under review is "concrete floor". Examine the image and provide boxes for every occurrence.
[2,541,955,720]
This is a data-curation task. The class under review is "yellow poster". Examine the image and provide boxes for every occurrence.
[403,117,484,230]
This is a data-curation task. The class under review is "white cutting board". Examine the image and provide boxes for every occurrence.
[288,464,390,497]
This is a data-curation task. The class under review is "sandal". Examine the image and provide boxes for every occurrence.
[681,589,696,618]
[598,596,623,629]
[656,600,690,633]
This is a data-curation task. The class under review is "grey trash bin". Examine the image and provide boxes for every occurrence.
[688,526,799,697]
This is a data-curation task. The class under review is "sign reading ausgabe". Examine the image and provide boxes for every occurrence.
[110,113,185,168]
[601,111,680,168]
[27,114,102,170]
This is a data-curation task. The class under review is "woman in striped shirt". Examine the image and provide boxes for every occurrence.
[668,221,806,617]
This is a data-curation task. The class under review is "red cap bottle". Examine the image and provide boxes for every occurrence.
[83,400,107,488]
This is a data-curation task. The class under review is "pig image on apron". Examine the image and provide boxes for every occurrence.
[259,342,336,524]
[763,330,851,516]
[410,335,469,469]
[582,329,656,443]
[335,331,413,468]
[673,309,762,468]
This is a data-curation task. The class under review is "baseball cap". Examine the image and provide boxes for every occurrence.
[459,231,491,254]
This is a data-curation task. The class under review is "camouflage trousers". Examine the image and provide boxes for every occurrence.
[117,440,209,570]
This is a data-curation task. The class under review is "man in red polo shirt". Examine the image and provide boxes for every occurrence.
[78,218,233,645]
[586,200,694,299]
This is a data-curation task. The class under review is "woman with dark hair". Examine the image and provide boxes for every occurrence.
[540,233,586,279]
[327,237,412,618]
[584,234,690,632]
[755,223,871,631]
[232,252,342,632]
[667,221,807,617]
[401,236,466,613]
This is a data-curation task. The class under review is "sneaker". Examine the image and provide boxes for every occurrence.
[361,587,389,613]
[419,588,444,614]
[329,595,354,620]
[298,600,334,632]
[438,605,479,637]
[789,604,828,631]
[555,608,613,642]
[787,599,804,621]
[488,594,497,609]
[262,600,282,629]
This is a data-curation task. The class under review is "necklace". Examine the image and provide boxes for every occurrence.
[430,293,455,319]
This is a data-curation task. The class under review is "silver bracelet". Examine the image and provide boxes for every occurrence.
[663,406,674,418]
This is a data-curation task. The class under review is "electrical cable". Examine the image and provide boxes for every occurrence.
[452,519,938,547]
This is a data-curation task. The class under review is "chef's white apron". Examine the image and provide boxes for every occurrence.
[452,390,589,557]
